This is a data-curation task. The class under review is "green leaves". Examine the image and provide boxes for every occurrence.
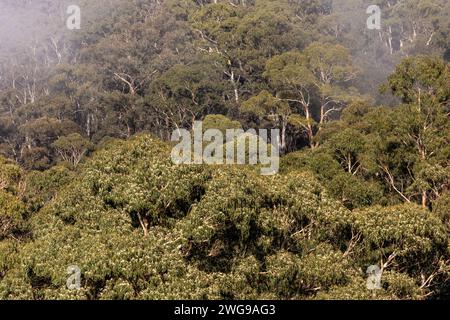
[304,42,357,84]
[0,157,22,193]
[384,56,450,104]
[0,0,449,301]
[265,245,350,298]
[241,90,291,118]
[52,134,92,168]
[353,204,447,255]
[0,191,27,240]
[0,133,448,300]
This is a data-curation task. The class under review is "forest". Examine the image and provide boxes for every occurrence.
[0,0,449,300]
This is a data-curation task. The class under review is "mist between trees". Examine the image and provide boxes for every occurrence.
[0,0,449,300]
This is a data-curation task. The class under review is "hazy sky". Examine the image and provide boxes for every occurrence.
[0,0,69,56]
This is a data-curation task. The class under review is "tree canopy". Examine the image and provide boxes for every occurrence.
[0,0,448,300]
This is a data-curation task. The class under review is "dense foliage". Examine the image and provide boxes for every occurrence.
[0,0,449,300]
[1,135,448,299]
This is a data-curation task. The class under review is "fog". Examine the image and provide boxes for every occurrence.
[0,1,70,58]
[0,0,443,103]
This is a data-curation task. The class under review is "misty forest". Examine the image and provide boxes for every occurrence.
[0,0,449,300]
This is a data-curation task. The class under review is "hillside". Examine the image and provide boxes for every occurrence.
[0,135,448,299]
[0,0,449,300]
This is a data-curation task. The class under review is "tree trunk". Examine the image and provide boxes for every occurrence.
[421,191,427,208]
[137,212,149,237]
[305,107,315,148]
[280,117,287,154]
[230,70,239,103]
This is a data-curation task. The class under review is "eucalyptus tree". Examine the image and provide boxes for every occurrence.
[264,42,359,147]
